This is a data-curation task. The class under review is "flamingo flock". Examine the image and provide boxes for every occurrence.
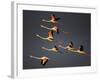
[30,14,88,66]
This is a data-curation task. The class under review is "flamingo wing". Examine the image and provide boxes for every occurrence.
[55,17,61,21]
[48,30,54,37]
[51,14,56,20]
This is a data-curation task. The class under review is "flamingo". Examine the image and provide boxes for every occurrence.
[41,45,64,54]
[42,14,60,24]
[40,25,59,34]
[40,24,71,36]
[74,45,87,55]
[41,45,59,53]
[36,30,54,42]
[30,55,49,66]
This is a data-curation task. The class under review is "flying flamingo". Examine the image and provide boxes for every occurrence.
[42,14,60,24]
[30,55,49,66]
[40,24,71,36]
[36,30,54,42]
[41,45,64,54]
[40,25,59,34]
[41,45,59,53]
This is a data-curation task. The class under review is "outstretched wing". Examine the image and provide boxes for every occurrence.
[51,14,56,20]
[51,14,61,21]
[41,59,48,66]
[79,45,84,51]
[48,30,54,37]
[67,41,74,48]
[55,17,61,21]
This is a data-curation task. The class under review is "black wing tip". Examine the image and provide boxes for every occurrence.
[79,45,84,51]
